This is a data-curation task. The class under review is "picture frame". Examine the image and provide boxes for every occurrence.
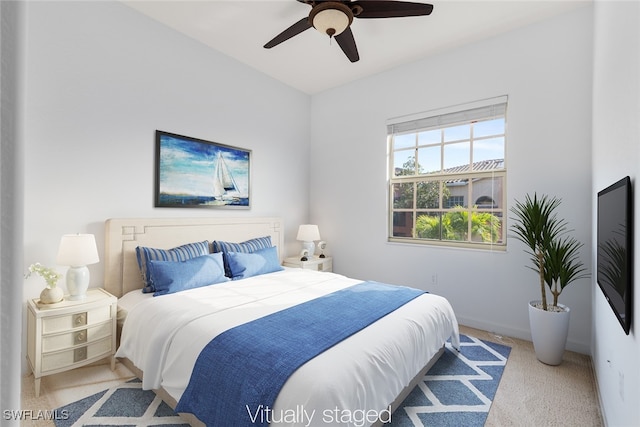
[155,130,251,209]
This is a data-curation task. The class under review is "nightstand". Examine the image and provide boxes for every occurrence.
[26,288,117,397]
[283,256,333,272]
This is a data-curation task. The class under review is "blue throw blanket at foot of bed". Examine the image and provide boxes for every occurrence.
[175,281,424,427]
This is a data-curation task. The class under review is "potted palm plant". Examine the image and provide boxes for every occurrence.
[510,193,589,365]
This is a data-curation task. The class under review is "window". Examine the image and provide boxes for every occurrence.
[387,97,507,249]
[445,196,464,209]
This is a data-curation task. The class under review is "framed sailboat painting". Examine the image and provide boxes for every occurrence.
[155,130,251,208]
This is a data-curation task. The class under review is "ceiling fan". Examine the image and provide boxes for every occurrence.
[263,0,434,63]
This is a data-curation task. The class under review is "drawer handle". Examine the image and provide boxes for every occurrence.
[74,330,87,344]
[73,313,87,326]
[74,347,87,363]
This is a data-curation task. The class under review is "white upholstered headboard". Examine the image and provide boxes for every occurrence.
[104,217,283,297]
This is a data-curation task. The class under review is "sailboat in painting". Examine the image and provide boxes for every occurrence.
[210,152,242,204]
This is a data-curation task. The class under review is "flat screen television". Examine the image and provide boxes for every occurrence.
[597,176,633,335]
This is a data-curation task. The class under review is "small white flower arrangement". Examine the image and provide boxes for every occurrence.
[25,263,62,288]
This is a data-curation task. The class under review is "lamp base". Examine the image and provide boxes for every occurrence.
[302,241,315,257]
[66,266,90,301]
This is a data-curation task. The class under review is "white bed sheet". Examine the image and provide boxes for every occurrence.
[116,288,150,324]
[116,269,459,427]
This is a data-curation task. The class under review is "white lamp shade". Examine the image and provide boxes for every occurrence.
[296,225,321,242]
[56,234,99,266]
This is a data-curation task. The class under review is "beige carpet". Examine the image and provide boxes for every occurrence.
[20,325,603,426]
[461,325,604,427]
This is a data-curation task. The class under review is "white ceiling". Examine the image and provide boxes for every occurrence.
[122,0,589,94]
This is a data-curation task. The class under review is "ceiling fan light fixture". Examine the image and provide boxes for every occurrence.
[264,0,433,63]
[309,2,353,38]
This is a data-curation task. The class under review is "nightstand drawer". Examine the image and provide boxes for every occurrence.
[41,337,112,372]
[42,305,111,334]
[312,258,332,272]
[42,322,113,352]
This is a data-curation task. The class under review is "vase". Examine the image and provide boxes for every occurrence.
[528,300,570,365]
[40,286,64,304]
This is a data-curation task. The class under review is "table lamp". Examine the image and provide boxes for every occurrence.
[296,224,321,258]
[56,234,99,300]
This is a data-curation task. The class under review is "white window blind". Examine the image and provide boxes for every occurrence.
[387,96,508,134]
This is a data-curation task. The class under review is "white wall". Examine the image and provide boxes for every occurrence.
[21,1,310,371]
[310,6,594,353]
[591,1,640,425]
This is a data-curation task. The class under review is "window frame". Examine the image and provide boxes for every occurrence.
[387,97,508,250]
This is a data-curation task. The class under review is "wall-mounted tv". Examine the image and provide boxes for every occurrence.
[597,176,633,335]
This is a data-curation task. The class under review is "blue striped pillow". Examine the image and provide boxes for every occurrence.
[212,236,273,277]
[136,240,210,293]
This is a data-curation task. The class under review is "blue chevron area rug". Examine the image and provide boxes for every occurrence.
[388,334,511,426]
[54,378,189,427]
[55,334,509,427]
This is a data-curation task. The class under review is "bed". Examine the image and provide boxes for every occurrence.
[105,217,459,427]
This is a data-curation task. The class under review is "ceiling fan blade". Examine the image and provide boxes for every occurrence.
[335,27,360,63]
[353,1,433,19]
[264,17,312,49]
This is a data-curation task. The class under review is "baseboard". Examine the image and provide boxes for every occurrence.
[589,354,609,426]
[457,315,590,355]
[457,315,530,341]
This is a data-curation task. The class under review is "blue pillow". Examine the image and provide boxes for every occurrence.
[226,246,283,280]
[148,252,229,296]
[136,241,210,293]
[212,236,273,277]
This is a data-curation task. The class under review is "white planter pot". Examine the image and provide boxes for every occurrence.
[528,301,570,366]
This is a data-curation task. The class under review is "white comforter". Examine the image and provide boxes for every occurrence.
[116,268,459,427]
